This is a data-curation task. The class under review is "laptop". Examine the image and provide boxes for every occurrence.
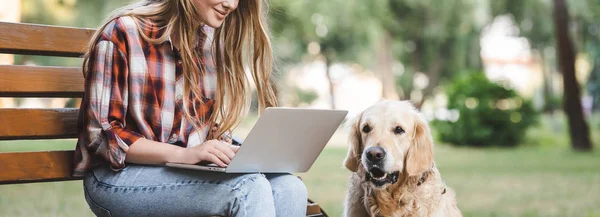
[165,107,348,173]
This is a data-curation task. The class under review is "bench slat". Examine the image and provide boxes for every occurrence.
[0,22,95,57]
[0,151,80,184]
[0,108,79,140]
[0,65,84,97]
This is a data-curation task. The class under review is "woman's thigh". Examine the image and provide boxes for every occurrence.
[264,174,308,217]
[83,164,275,217]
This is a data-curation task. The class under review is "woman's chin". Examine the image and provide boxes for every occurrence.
[203,19,225,29]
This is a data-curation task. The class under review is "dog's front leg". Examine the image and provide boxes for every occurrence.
[343,173,370,217]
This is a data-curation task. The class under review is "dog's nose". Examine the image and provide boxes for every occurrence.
[366,146,386,163]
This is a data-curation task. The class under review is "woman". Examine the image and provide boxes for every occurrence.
[72,0,308,216]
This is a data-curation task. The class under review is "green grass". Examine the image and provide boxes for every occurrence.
[521,112,600,149]
[302,146,600,217]
[2,144,599,217]
[1,113,600,217]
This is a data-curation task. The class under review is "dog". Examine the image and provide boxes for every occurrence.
[343,100,462,217]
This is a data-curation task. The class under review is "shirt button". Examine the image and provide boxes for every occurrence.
[170,133,178,140]
[177,60,182,64]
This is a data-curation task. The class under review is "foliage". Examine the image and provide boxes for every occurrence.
[395,70,415,97]
[268,0,379,66]
[576,0,600,110]
[492,0,600,111]
[16,0,129,67]
[490,0,555,50]
[377,0,486,103]
[289,87,319,107]
[432,73,539,147]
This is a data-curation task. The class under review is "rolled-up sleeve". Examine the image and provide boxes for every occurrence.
[83,39,143,171]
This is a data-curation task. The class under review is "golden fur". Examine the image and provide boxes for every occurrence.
[343,100,462,217]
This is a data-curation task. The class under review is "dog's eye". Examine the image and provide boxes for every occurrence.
[394,126,404,134]
[362,125,372,133]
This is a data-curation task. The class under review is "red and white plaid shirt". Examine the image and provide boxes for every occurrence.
[73,16,217,176]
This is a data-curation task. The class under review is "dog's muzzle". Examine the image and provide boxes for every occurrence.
[365,167,399,187]
[363,147,399,187]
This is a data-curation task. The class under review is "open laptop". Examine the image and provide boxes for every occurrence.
[165,107,348,173]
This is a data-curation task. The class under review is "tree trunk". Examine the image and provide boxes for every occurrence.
[376,31,399,100]
[324,57,336,109]
[552,0,593,151]
[405,40,422,101]
[540,50,556,113]
[416,54,444,109]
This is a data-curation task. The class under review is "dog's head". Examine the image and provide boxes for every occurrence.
[343,100,434,189]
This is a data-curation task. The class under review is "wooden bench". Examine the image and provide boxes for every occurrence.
[0,21,328,217]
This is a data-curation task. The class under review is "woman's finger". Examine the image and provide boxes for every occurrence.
[214,142,236,159]
[229,145,240,153]
[209,148,232,164]
[206,154,227,167]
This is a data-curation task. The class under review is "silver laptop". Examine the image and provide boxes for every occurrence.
[165,107,348,173]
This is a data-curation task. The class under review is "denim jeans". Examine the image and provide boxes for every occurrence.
[83,164,308,217]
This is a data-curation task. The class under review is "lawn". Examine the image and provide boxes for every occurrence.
[1,113,600,217]
[2,142,600,217]
[303,146,600,217]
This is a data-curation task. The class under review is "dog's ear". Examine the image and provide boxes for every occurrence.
[343,112,363,172]
[406,113,434,176]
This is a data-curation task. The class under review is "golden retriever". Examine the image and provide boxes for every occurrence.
[343,100,462,217]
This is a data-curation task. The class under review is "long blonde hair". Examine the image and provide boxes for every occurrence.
[82,0,278,140]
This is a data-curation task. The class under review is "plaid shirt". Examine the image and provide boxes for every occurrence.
[73,16,217,177]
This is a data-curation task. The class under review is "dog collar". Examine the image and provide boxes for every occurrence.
[416,165,446,195]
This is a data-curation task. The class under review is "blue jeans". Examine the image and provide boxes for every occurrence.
[83,164,308,217]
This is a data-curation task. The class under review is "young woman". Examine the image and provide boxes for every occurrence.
[72,0,307,216]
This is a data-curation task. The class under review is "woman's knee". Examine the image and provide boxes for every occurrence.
[269,174,308,201]
[229,174,276,216]
[235,173,272,199]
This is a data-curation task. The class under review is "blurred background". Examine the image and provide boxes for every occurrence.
[1,0,599,216]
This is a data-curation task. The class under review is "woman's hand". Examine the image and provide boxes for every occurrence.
[176,139,240,167]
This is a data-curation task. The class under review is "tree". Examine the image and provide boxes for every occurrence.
[569,0,600,111]
[269,0,488,108]
[18,0,128,67]
[269,0,380,109]
[383,0,485,107]
[492,0,595,150]
[491,0,561,113]
[552,0,593,151]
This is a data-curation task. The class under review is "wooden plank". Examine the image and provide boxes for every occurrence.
[0,22,95,57]
[0,108,78,140]
[307,202,323,216]
[0,65,84,97]
[0,151,81,184]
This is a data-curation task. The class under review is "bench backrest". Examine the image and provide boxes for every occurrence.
[0,21,95,184]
